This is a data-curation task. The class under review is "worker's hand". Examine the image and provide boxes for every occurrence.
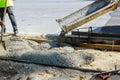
[0,21,5,26]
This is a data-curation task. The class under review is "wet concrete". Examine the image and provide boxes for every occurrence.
[1,37,95,68]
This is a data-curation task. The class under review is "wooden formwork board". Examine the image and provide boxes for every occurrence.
[65,36,120,45]
[64,36,120,51]
[71,43,120,51]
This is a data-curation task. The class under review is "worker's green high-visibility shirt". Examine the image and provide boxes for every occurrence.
[0,0,13,8]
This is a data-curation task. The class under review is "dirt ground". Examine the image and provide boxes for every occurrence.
[0,34,120,80]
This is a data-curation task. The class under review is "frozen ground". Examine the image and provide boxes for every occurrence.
[5,0,120,35]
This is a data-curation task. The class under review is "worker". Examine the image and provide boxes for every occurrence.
[0,0,18,35]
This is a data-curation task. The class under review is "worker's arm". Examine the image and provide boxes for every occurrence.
[0,21,5,26]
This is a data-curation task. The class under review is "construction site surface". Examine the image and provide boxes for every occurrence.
[0,0,120,80]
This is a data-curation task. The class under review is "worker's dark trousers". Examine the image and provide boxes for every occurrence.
[0,6,18,32]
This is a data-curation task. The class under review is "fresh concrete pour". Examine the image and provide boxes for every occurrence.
[1,37,94,68]
[0,37,95,80]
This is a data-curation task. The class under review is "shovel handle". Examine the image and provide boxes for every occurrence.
[1,0,8,41]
